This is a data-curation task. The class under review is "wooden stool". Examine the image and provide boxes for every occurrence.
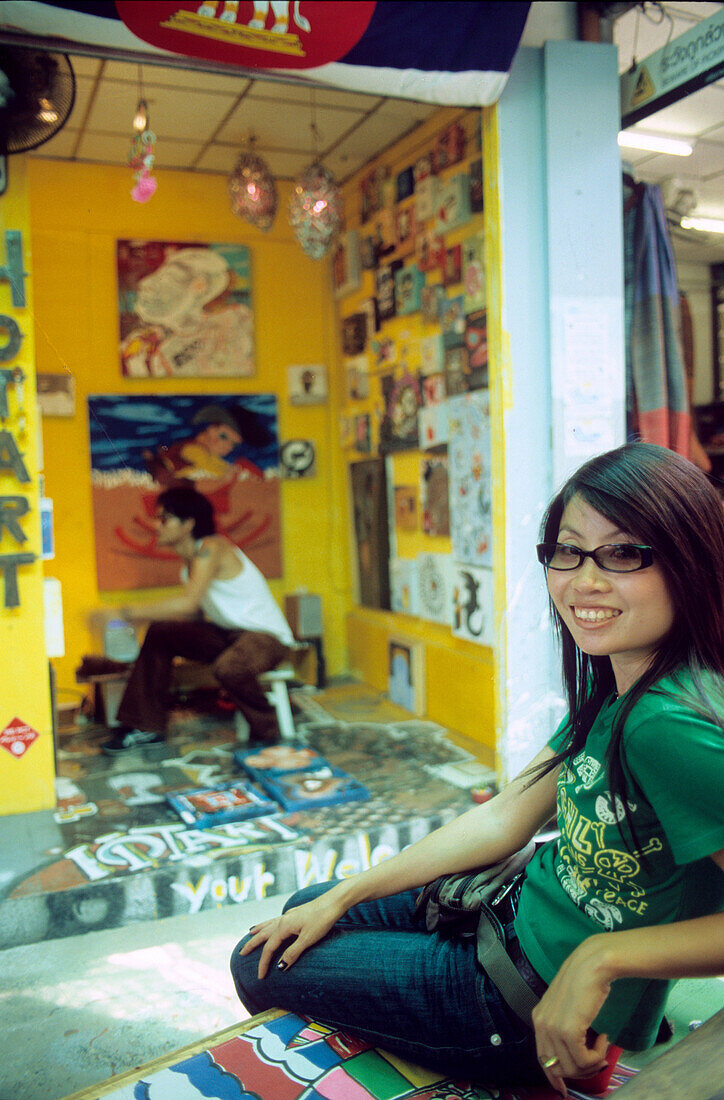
[235,664,296,743]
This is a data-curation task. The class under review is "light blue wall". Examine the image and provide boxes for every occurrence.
[496,42,625,778]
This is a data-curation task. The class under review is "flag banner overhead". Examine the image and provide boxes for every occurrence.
[0,1,531,106]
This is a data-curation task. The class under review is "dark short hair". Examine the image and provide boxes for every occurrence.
[157,487,216,538]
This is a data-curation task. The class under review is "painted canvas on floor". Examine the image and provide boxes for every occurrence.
[117,240,254,378]
[88,393,281,590]
[448,391,493,567]
[452,562,494,646]
[416,551,453,625]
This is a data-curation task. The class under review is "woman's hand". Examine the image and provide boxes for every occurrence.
[238,890,349,979]
[531,935,613,1097]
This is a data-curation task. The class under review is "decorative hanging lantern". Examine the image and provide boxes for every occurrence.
[289,162,343,260]
[128,68,156,203]
[228,142,278,231]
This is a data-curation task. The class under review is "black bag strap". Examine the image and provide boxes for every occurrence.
[476,907,540,1027]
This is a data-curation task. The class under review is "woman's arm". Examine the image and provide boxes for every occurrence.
[533,848,724,1096]
[242,745,560,978]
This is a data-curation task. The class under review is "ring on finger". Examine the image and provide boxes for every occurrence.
[541,1055,560,1069]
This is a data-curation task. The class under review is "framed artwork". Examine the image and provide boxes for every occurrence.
[371,336,397,369]
[414,153,434,183]
[376,260,402,322]
[435,174,472,234]
[394,264,424,315]
[394,485,418,532]
[442,244,463,287]
[419,403,449,449]
[379,371,421,453]
[421,455,450,537]
[370,209,396,261]
[444,345,470,396]
[441,294,466,345]
[388,637,425,714]
[117,240,253,378]
[463,233,486,312]
[287,363,327,405]
[415,176,437,223]
[452,562,494,646]
[360,235,377,271]
[420,335,443,375]
[448,390,493,567]
[434,122,466,172]
[279,439,316,479]
[350,458,391,609]
[465,309,488,390]
[332,232,361,299]
[346,355,370,401]
[389,557,419,615]
[360,164,390,223]
[36,372,75,417]
[361,297,380,339]
[354,413,372,453]
[341,312,368,355]
[88,393,281,590]
[421,283,445,325]
[422,370,446,407]
[396,166,415,202]
[416,551,453,625]
[469,157,484,213]
[394,206,416,257]
[416,228,444,274]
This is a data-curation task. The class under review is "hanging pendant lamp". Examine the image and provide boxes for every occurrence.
[289,161,343,259]
[228,136,278,231]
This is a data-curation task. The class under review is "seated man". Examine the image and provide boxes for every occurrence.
[102,486,293,754]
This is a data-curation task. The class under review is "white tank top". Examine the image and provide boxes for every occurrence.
[183,543,294,645]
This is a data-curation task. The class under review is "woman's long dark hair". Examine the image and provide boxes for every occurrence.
[532,443,724,852]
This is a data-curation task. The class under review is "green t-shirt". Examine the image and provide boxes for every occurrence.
[514,672,724,1050]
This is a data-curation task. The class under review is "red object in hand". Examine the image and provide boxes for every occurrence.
[567,1044,623,1095]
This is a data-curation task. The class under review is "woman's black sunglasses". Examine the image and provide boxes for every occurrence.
[536,542,654,573]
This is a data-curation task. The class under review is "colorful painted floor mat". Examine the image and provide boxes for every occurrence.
[69,1011,637,1100]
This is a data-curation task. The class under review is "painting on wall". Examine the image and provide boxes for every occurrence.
[421,455,450,537]
[332,231,361,299]
[350,458,390,610]
[117,240,254,378]
[379,371,421,453]
[416,551,453,625]
[448,391,493,567]
[88,393,281,590]
[394,485,418,532]
[36,372,75,417]
[451,561,494,646]
[389,557,419,615]
[287,364,327,405]
[388,636,425,714]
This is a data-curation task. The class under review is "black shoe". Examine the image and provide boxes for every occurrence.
[102,727,164,755]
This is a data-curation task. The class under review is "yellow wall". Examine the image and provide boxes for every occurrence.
[337,107,499,755]
[28,161,352,699]
[0,156,55,812]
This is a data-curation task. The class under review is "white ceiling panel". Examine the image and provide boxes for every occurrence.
[67,74,95,129]
[152,139,208,170]
[216,96,362,152]
[86,80,238,140]
[632,82,724,137]
[103,60,250,95]
[247,82,382,113]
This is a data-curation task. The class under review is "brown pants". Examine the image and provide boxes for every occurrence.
[115,620,290,742]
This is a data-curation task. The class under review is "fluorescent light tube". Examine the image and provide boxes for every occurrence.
[618,132,693,156]
[680,215,724,234]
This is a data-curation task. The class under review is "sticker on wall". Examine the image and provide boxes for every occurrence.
[117,240,254,378]
[280,439,316,479]
[354,413,372,453]
[448,391,492,567]
[36,372,76,417]
[346,355,369,401]
[421,455,450,537]
[88,393,281,590]
[416,552,453,625]
[415,227,444,274]
[435,173,472,234]
[419,404,449,449]
[375,260,402,323]
[441,294,465,346]
[464,309,488,391]
[442,244,462,288]
[444,345,471,396]
[394,206,416,257]
[0,717,40,758]
[287,364,327,406]
[394,264,425,316]
[415,176,437,223]
[421,283,445,325]
[452,562,494,646]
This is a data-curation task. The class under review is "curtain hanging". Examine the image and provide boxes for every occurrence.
[623,181,691,456]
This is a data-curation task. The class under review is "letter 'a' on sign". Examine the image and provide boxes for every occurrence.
[0,430,31,483]
[115,1,376,71]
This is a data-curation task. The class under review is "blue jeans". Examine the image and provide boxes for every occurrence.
[230,881,548,1086]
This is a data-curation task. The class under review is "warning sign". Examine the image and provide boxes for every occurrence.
[0,717,40,757]
[631,66,655,109]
